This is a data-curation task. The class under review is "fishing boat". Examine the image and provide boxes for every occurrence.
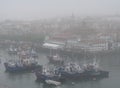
[57,60,109,81]
[35,59,109,82]
[4,58,42,73]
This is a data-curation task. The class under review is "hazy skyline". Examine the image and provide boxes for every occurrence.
[0,0,120,20]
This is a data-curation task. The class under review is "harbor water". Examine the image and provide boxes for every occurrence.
[0,49,120,88]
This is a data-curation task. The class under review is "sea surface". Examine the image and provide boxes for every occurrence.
[0,49,120,88]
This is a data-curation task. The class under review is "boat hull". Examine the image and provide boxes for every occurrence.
[4,62,42,73]
[35,72,64,82]
[60,70,109,81]
[35,70,109,82]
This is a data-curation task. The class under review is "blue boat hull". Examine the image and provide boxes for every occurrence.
[60,71,109,80]
[35,70,109,82]
[4,63,42,73]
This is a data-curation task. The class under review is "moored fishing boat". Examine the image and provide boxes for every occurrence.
[57,60,109,80]
[35,59,109,82]
[4,58,42,73]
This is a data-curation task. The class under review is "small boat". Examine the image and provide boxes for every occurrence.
[45,79,61,86]
[47,54,64,66]
[4,58,42,73]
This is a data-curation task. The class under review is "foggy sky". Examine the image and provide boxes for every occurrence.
[0,0,120,20]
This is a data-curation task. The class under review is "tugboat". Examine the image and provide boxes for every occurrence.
[35,59,109,82]
[57,60,109,81]
[4,58,42,73]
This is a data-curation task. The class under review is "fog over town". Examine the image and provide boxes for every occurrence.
[0,0,120,20]
[0,0,120,88]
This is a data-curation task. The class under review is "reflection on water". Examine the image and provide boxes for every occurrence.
[0,49,120,88]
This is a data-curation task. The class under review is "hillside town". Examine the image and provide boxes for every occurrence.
[0,15,120,53]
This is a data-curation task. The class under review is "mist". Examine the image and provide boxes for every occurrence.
[0,0,120,88]
[0,0,120,20]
